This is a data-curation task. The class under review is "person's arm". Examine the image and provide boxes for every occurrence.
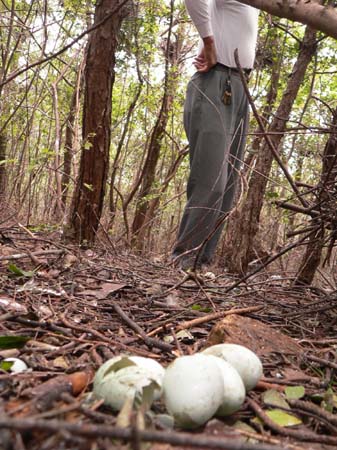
[185,0,217,72]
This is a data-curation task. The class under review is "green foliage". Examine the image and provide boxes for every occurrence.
[0,335,30,349]
[1,1,337,254]
[285,385,305,400]
[7,264,35,278]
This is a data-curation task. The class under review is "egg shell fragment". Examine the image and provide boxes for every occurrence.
[202,344,263,391]
[163,354,224,429]
[206,355,246,416]
[3,358,28,373]
[93,355,164,410]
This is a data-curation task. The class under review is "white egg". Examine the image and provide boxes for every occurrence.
[202,344,263,391]
[128,356,165,381]
[206,355,246,416]
[3,358,28,373]
[93,355,164,410]
[163,354,224,429]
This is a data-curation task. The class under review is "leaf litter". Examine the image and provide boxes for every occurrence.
[0,226,336,450]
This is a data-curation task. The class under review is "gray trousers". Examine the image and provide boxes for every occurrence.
[173,65,249,265]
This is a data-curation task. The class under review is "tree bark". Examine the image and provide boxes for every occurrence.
[295,107,337,285]
[238,0,337,40]
[0,133,6,196]
[131,4,183,250]
[69,0,131,243]
[61,59,84,209]
[224,27,317,274]
[223,27,282,261]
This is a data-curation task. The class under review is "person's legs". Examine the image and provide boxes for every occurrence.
[201,74,249,263]
[173,68,248,268]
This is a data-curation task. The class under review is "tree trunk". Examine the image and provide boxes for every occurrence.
[131,7,183,250]
[61,59,84,209]
[69,0,130,243]
[0,133,6,196]
[109,78,143,215]
[224,27,317,274]
[295,107,337,285]
[223,28,281,262]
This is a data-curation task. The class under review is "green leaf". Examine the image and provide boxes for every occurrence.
[0,335,30,349]
[191,304,201,310]
[266,409,302,427]
[321,388,336,412]
[8,264,34,278]
[263,389,290,409]
[285,385,305,400]
[0,361,14,371]
[333,394,337,409]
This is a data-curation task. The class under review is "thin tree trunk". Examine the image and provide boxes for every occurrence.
[109,78,143,214]
[61,57,85,209]
[295,107,337,285]
[224,27,317,274]
[0,133,6,196]
[131,2,182,249]
[223,28,282,261]
[69,0,131,243]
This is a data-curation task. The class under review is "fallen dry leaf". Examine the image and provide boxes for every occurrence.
[80,282,126,299]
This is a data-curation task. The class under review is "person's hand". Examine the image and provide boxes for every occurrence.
[194,36,217,73]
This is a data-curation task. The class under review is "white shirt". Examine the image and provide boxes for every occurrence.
[185,0,259,69]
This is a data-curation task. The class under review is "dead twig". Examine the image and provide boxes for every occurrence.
[111,303,174,353]
[0,249,64,261]
[304,354,337,370]
[0,417,287,450]
[247,397,337,445]
[176,305,263,331]
[288,398,337,426]
[59,313,160,357]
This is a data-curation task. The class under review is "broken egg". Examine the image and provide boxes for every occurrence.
[163,354,224,429]
[202,343,263,391]
[2,358,28,373]
[93,355,164,410]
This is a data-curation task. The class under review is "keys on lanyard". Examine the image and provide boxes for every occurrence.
[222,77,232,105]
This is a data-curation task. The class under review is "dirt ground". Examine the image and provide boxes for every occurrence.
[0,227,336,450]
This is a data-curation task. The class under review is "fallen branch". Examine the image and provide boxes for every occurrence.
[288,399,337,426]
[59,313,160,357]
[112,303,173,353]
[176,305,262,331]
[305,354,337,371]
[0,417,288,450]
[247,397,337,445]
[0,249,64,261]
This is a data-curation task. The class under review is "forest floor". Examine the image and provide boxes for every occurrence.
[0,226,336,450]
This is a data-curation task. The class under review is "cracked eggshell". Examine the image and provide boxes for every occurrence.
[206,355,246,416]
[93,355,164,410]
[3,358,28,373]
[163,354,224,429]
[202,344,263,391]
